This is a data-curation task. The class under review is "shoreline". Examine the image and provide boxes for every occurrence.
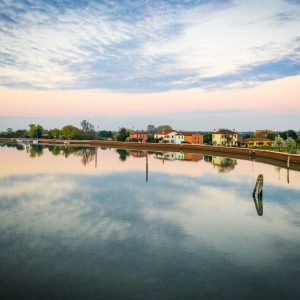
[2,138,300,171]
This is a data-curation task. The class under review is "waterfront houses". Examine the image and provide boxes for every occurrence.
[130,131,148,142]
[170,132,204,144]
[212,129,238,146]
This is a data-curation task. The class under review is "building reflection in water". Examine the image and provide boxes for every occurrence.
[211,156,237,173]
[153,151,203,162]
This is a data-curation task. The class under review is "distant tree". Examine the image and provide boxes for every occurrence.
[273,135,285,151]
[98,130,113,139]
[6,128,13,133]
[156,125,172,132]
[147,135,155,143]
[286,130,298,140]
[204,133,212,144]
[61,125,82,139]
[80,120,94,133]
[49,128,62,139]
[242,133,252,139]
[225,135,233,146]
[267,132,276,141]
[147,124,156,134]
[15,129,28,138]
[285,137,297,152]
[28,124,44,138]
[116,128,130,141]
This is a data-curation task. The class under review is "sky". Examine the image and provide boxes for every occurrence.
[0,0,300,131]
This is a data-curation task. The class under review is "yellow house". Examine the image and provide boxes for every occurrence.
[212,129,238,147]
[245,138,272,148]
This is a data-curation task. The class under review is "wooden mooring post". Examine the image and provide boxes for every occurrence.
[253,174,264,216]
[253,174,264,197]
[146,154,148,183]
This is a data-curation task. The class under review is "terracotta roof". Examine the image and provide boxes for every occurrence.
[255,129,273,133]
[130,131,148,135]
[155,130,177,135]
[177,132,203,136]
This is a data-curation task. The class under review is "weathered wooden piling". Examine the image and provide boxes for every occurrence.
[253,174,264,196]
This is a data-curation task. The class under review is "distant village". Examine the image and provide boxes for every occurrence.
[0,122,299,153]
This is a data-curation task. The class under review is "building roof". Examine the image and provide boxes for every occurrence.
[155,130,177,135]
[255,129,273,133]
[213,129,236,134]
[130,131,148,135]
[177,132,203,136]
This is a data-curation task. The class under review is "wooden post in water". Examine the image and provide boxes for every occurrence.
[253,174,263,197]
[146,154,148,183]
[253,174,264,216]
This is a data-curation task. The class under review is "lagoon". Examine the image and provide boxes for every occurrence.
[0,144,300,299]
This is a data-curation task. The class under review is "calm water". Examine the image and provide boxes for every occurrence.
[0,143,300,300]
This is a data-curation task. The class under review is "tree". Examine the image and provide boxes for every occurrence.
[15,129,28,138]
[286,130,298,140]
[285,137,297,152]
[61,125,82,139]
[156,125,172,131]
[28,124,44,138]
[273,135,285,151]
[49,128,62,139]
[147,125,156,134]
[80,120,94,133]
[267,132,276,141]
[116,128,130,141]
[98,130,113,139]
[204,133,212,144]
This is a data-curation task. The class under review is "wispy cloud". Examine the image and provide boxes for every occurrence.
[0,0,300,92]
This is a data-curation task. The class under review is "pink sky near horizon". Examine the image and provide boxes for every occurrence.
[1,75,300,117]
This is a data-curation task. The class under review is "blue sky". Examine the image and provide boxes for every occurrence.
[1,0,300,91]
[0,0,300,130]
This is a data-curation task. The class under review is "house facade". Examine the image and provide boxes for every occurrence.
[174,134,184,144]
[212,129,238,147]
[244,138,271,147]
[192,133,204,144]
[130,131,148,142]
[154,130,178,143]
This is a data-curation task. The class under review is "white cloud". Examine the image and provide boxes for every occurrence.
[0,0,299,90]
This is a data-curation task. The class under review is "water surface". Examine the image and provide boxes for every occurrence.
[0,144,300,300]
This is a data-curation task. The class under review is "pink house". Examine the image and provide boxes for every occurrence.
[130,131,149,142]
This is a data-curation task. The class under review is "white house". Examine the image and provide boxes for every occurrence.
[174,133,184,144]
[154,130,178,143]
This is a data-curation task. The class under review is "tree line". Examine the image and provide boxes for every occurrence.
[0,122,174,142]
